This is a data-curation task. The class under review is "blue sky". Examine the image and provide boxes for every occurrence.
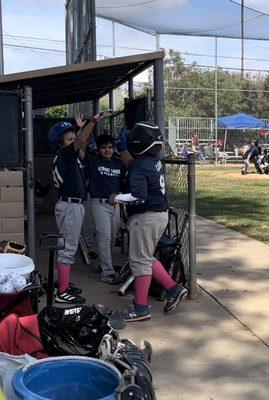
[2,0,269,77]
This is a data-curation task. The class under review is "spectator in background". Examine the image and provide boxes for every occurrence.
[218,138,224,149]
[233,145,239,157]
[191,139,205,166]
[191,134,199,146]
[181,141,191,158]
[204,141,215,160]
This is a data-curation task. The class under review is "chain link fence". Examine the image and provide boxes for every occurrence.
[164,156,196,298]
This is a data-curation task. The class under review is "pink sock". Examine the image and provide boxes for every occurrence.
[135,275,152,306]
[57,263,70,294]
[152,260,176,291]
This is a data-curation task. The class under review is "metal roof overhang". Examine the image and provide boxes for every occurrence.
[0,51,164,109]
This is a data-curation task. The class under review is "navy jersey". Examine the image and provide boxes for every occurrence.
[243,145,261,159]
[126,156,168,217]
[52,143,87,200]
[85,153,125,198]
[249,145,261,157]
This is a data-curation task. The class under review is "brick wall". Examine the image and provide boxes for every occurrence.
[0,171,24,242]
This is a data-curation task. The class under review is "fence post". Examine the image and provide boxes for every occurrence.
[24,86,36,262]
[188,153,197,299]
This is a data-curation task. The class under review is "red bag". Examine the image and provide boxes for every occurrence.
[0,293,33,321]
[0,313,48,359]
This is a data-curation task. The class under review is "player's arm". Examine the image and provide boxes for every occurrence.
[116,125,134,168]
[74,110,112,153]
[109,166,147,205]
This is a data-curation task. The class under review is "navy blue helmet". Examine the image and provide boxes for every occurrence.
[48,122,75,150]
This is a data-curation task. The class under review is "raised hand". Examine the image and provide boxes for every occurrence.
[74,112,86,128]
[90,109,113,123]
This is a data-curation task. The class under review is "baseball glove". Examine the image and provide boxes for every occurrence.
[0,240,26,255]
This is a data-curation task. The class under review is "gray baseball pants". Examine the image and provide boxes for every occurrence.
[81,195,97,253]
[128,211,168,277]
[90,199,119,276]
[55,200,85,264]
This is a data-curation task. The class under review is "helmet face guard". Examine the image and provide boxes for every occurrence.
[48,122,75,150]
[126,122,163,157]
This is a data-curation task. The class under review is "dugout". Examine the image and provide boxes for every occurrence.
[0,51,165,262]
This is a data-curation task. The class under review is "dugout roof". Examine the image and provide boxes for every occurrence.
[96,0,269,40]
[0,51,164,109]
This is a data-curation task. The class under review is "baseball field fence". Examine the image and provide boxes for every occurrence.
[164,154,196,299]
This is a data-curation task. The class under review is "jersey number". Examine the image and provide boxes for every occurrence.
[160,174,166,195]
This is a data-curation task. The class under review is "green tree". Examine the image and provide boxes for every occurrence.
[45,105,67,118]
[164,49,269,120]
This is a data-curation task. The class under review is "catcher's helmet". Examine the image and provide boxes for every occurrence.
[126,121,163,156]
[48,122,75,150]
[38,305,112,357]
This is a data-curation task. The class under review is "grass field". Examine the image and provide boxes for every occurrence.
[196,165,269,244]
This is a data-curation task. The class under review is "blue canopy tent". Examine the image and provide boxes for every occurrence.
[217,113,267,151]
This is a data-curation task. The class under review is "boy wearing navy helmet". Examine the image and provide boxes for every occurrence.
[48,112,107,304]
[110,122,188,322]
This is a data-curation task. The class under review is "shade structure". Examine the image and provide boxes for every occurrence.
[217,113,267,130]
[96,0,269,40]
[0,51,164,109]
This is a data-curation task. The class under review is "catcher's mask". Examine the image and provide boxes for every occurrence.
[38,305,113,357]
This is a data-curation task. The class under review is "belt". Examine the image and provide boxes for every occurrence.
[93,198,108,204]
[60,196,83,204]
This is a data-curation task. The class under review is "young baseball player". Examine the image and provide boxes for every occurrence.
[110,122,188,322]
[82,134,126,284]
[241,140,261,175]
[48,112,107,304]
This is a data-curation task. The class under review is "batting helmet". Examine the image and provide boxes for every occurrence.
[126,121,163,156]
[48,122,75,150]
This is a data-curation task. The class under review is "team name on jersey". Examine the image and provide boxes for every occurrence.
[98,166,121,177]
[64,307,82,315]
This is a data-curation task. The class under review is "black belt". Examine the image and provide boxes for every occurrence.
[92,198,108,204]
[60,196,83,204]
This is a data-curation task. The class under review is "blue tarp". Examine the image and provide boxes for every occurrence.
[217,113,266,129]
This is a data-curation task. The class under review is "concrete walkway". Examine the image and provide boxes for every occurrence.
[197,216,269,344]
[35,215,269,400]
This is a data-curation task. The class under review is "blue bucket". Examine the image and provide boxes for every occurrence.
[12,357,121,400]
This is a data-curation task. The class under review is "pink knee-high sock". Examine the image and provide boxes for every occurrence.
[135,275,152,306]
[57,263,70,294]
[152,260,176,291]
